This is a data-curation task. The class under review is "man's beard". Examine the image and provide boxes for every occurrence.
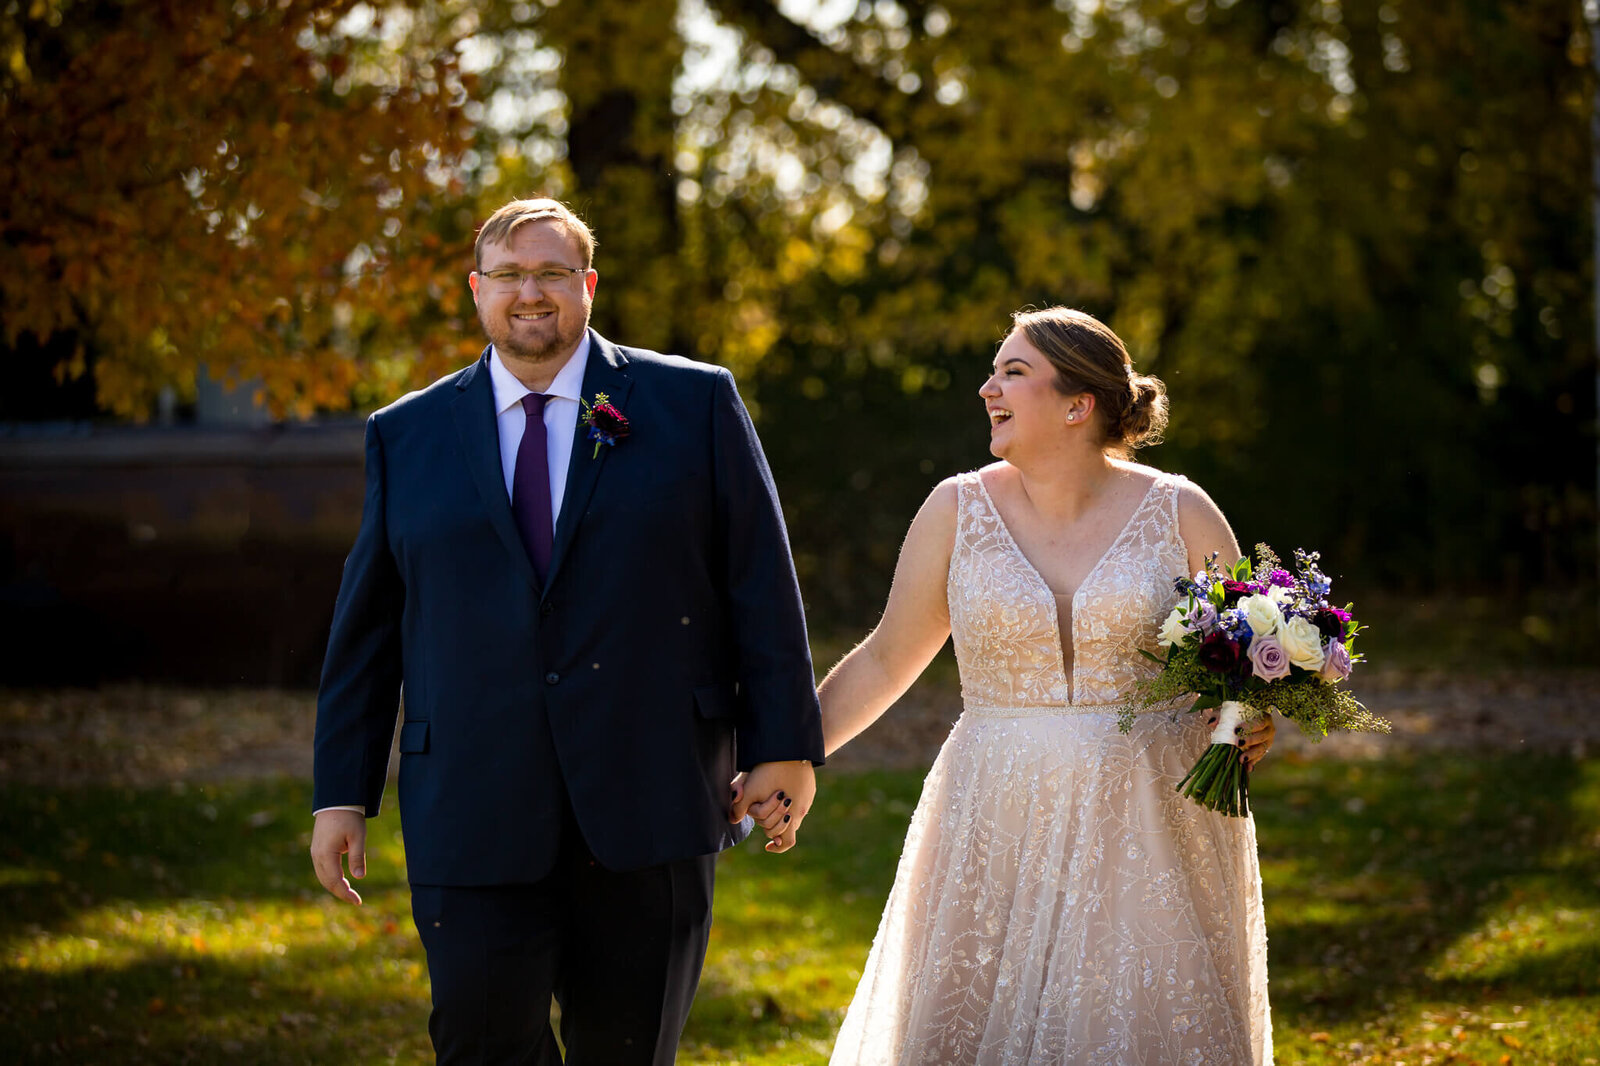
[481,303,590,365]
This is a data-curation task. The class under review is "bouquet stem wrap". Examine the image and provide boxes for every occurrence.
[1176,700,1251,817]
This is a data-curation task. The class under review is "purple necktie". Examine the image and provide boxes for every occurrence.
[512,393,554,580]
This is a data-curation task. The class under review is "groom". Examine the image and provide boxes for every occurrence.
[309,198,825,1064]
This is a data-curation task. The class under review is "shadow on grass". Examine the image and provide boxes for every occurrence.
[1,944,432,1064]
[3,757,1596,1063]
[1255,752,1600,1029]
[0,779,411,940]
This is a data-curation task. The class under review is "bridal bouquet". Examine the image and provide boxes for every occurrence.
[1122,544,1390,816]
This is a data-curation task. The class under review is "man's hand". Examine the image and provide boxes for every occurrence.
[729,760,816,853]
[310,809,368,905]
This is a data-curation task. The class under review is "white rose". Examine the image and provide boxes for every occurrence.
[1157,605,1190,647]
[1279,615,1326,671]
[1239,593,1283,639]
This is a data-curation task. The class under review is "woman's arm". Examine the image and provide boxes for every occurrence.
[819,478,959,756]
[1175,479,1243,578]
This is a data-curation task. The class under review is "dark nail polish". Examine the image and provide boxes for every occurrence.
[783,797,792,807]
[777,791,786,800]
[783,814,791,823]
[1235,726,1244,736]
[1237,739,1246,747]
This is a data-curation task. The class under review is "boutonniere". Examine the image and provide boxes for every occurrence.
[579,392,630,459]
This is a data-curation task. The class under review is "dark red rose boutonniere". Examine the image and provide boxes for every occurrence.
[579,391,630,459]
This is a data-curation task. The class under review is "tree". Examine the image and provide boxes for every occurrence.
[1,0,478,418]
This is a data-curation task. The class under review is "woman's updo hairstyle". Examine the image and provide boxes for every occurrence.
[1010,306,1169,455]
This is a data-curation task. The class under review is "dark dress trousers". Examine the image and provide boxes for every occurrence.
[312,331,825,1063]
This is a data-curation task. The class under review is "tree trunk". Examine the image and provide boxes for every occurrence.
[545,0,685,354]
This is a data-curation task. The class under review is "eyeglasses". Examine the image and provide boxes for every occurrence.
[478,266,587,291]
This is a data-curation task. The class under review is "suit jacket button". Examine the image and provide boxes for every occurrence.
[540,602,554,617]
[545,672,560,685]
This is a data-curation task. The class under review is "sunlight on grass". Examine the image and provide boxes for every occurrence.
[3,757,1597,1064]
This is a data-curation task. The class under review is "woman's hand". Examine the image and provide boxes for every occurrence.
[1204,708,1277,770]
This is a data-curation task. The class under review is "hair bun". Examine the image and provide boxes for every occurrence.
[1119,375,1169,449]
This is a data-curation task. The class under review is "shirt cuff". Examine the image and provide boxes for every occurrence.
[313,805,366,817]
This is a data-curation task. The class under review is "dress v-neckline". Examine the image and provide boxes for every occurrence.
[973,471,1163,703]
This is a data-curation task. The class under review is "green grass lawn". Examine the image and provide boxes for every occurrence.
[4,754,1597,1064]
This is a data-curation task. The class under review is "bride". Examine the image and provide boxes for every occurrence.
[792,307,1274,1063]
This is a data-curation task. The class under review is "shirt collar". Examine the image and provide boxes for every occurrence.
[488,332,592,415]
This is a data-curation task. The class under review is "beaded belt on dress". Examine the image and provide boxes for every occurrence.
[963,699,1187,719]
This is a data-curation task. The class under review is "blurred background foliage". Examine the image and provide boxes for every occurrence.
[2,0,1594,636]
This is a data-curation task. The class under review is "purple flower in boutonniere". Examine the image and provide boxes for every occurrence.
[579,392,630,458]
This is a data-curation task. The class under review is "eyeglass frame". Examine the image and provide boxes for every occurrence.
[474,265,590,292]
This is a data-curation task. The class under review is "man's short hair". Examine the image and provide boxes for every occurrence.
[474,198,596,269]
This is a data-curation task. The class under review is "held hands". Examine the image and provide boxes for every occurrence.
[1204,708,1277,770]
[310,809,368,905]
[729,760,816,853]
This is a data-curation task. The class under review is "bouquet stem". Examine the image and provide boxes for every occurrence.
[1175,701,1252,817]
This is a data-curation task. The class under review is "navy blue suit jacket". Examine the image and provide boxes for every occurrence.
[312,332,825,884]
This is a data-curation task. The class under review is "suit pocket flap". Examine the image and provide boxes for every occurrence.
[692,683,739,720]
[398,720,430,753]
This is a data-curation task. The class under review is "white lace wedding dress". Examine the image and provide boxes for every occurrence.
[830,470,1272,1065]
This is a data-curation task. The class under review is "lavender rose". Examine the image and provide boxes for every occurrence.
[1186,600,1219,636]
[1319,639,1352,683]
[1248,634,1291,682]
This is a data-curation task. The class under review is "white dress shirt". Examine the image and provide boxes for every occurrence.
[315,337,593,818]
[487,334,591,522]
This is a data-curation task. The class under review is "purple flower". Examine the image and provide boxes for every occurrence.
[1248,635,1291,682]
[1185,601,1219,636]
[1267,568,1295,588]
[1319,639,1352,683]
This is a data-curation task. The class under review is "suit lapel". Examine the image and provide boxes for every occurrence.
[545,332,633,590]
[451,348,541,590]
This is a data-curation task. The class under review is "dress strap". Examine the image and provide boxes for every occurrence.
[1157,471,1191,568]
[952,470,990,538]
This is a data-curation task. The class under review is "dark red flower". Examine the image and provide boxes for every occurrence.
[589,402,630,440]
[1220,580,1253,606]
[1197,632,1245,674]
[1314,608,1347,640]
[580,392,631,457]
